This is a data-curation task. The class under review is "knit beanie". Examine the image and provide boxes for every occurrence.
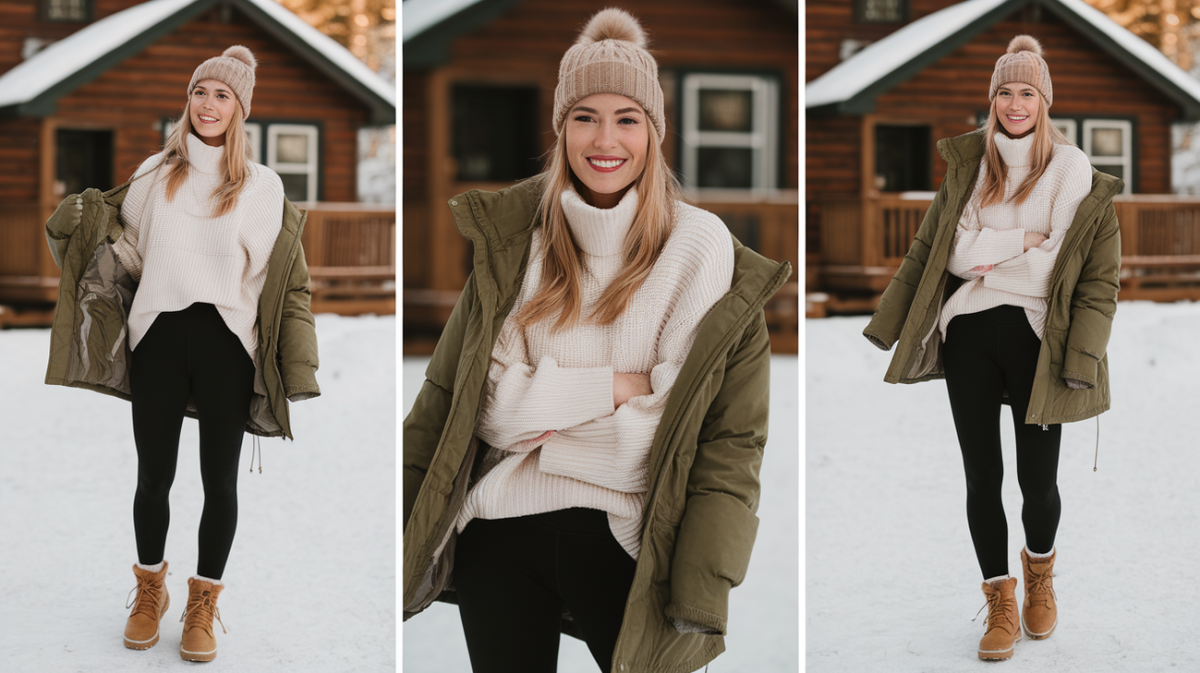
[989,35,1053,108]
[188,46,257,119]
[553,8,665,142]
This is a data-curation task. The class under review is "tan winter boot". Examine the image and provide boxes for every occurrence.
[977,577,1021,660]
[179,576,226,662]
[1021,548,1058,639]
[124,561,170,649]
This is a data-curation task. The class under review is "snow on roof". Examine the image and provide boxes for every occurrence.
[0,0,394,111]
[807,0,1200,112]
[0,0,194,108]
[402,0,486,42]
[806,0,1009,109]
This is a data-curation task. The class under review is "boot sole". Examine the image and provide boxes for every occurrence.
[978,633,1021,660]
[124,593,170,650]
[180,647,217,662]
[1022,614,1057,640]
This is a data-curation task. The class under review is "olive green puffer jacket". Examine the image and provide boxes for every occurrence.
[402,179,792,672]
[863,128,1122,425]
[43,181,320,438]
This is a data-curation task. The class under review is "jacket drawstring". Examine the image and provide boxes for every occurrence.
[248,435,262,474]
[1093,415,1100,472]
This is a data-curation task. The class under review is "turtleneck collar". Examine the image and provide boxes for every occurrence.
[994,132,1034,168]
[185,132,226,175]
[560,186,638,257]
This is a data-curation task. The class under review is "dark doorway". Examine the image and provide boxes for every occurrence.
[56,129,114,196]
[451,85,540,182]
[875,125,931,192]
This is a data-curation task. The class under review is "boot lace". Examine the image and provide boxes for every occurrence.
[973,587,1018,634]
[179,588,227,635]
[125,574,163,620]
[1025,564,1056,601]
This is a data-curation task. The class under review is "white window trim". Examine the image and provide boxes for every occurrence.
[244,122,262,164]
[1051,118,1076,144]
[266,124,319,202]
[1082,119,1132,195]
[681,73,778,195]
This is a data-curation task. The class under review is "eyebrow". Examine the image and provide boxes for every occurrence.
[998,85,1036,93]
[571,106,644,116]
[193,86,232,94]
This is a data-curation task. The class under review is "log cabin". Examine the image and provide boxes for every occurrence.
[0,0,397,324]
[806,0,1200,314]
[403,0,800,353]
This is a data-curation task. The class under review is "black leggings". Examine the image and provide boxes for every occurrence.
[130,303,255,579]
[454,508,636,673]
[943,306,1061,580]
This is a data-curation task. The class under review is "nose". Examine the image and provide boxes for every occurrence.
[593,121,618,148]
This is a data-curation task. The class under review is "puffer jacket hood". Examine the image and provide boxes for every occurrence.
[402,178,791,672]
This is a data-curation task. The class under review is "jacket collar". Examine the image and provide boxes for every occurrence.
[449,181,791,314]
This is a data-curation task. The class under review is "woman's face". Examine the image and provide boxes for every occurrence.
[565,93,649,209]
[189,78,238,147]
[995,82,1039,138]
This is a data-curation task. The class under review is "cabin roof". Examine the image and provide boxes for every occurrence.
[0,0,396,123]
[806,0,1200,121]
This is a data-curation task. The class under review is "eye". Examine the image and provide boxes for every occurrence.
[618,117,638,125]
[573,114,594,123]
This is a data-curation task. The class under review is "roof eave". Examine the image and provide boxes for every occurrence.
[402,0,523,69]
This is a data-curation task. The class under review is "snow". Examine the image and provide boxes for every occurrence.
[401,0,487,42]
[0,314,395,671]
[0,0,395,111]
[807,301,1200,671]
[401,355,800,672]
[806,0,1008,108]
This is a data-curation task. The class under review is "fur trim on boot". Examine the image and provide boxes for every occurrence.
[978,577,1021,660]
[1021,548,1058,639]
[179,576,225,662]
[124,561,170,649]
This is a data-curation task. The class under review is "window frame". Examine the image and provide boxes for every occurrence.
[678,71,781,196]
[853,0,908,24]
[1081,119,1133,194]
[266,123,321,202]
[40,0,92,23]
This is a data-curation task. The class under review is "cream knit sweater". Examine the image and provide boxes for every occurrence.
[455,187,735,559]
[114,133,285,369]
[940,133,1092,340]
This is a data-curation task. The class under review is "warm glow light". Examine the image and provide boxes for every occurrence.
[1165,33,1178,44]
[355,13,369,27]
[382,8,395,21]
[1167,13,1180,25]
[354,34,367,46]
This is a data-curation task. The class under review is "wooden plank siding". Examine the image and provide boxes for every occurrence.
[404,0,799,351]
[806,2,1179,200]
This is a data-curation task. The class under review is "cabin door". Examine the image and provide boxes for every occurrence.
[55,129,114,197]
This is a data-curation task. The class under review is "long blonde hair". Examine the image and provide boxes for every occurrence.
[516,121,682,331]
[978,91,1072,208]
[154,99,253,217]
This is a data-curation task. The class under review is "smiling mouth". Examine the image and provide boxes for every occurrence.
[1006,115,1028,123]
[198,115,220,123]
[587,157,626,171]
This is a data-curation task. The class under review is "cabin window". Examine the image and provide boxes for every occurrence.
[267,124,320,202]
[42,0,90,22]
[874,125,931,192]
[854,0,907,24]
[451,84,541,182]
[680,73,780,193]
[1082,119,1133,193]
[244,123,263,163]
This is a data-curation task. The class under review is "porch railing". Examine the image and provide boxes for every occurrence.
[811,193,1200,302]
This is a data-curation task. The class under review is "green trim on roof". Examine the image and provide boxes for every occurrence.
[403,0,522,69]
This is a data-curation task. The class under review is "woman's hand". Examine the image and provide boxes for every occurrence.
[613,372,652,408]
[971,265,993,275]
[48,194,84,237]
[1023,231,1048,251]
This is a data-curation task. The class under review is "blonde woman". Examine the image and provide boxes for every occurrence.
[864,36,1121,661]
[44,46,319,662]
[402,8,790,673]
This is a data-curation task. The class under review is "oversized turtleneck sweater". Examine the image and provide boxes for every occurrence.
[940,132,1092,341]
[114,133,285,374]
[455,186,735,559]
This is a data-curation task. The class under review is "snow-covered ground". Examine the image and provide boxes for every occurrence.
[0,314,396,671]
[401,356,800,673]
[807,301,1200,672]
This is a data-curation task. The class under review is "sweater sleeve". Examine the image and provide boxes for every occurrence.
[472,311,617,452]
[112,154,164,281]
[982,149,1093,298]
[538,218,735,494]
[945,179,1026,280]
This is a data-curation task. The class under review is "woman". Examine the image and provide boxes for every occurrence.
[402,8,790,673]
[43,46,319,662]
[863,36,1121,661]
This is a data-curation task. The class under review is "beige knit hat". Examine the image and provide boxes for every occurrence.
[989,35,1053,107]
[553,8,665,142]
[188,46,257,119]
